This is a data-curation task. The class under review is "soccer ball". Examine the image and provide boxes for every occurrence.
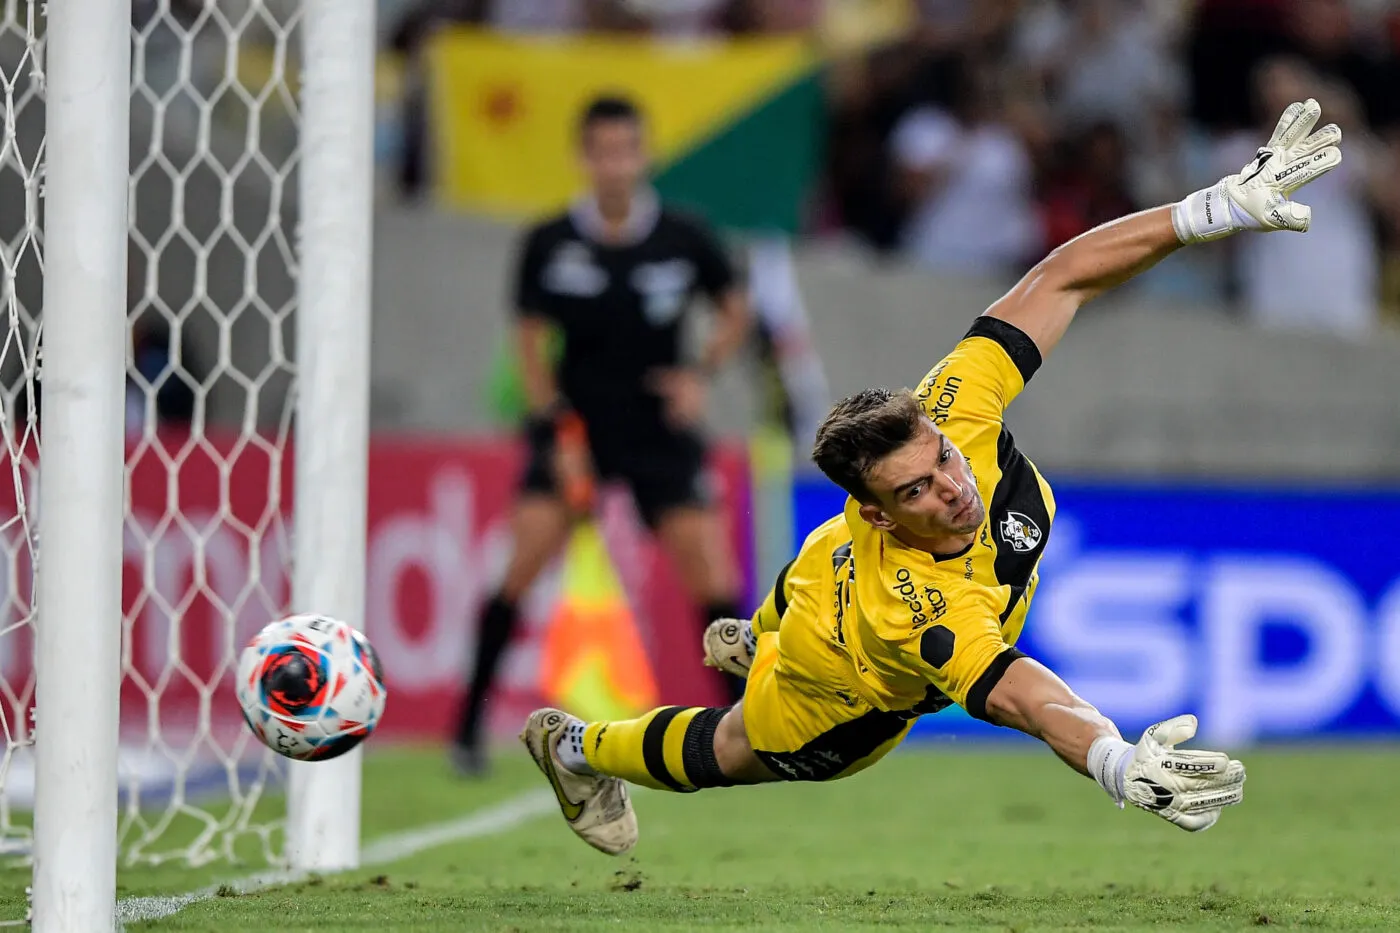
[236,613,388,761]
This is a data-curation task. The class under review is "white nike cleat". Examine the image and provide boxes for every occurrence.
[519,707,638,856]
[702,617,752,678]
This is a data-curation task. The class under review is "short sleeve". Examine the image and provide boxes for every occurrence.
[689,219,736,301]
[751,558,796,636]
[914,316,1042,427]
[896,587,1027,721]
[513,226,551,318]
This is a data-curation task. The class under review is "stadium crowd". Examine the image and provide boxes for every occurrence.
[386,0,1400,337]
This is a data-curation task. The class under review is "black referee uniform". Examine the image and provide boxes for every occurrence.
[514,189,736,524]
[452,189,744,764]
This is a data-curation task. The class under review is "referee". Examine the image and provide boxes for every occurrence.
[452,95,752,776]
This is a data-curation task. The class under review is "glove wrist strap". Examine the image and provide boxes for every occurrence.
[1088,735,1134,808]
[1171,181,1238,244]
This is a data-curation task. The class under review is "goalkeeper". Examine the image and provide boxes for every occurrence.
[520,100,1342,855]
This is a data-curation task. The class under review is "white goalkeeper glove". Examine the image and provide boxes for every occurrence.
[1172,97,1342,243]
[1120,715,1246,832]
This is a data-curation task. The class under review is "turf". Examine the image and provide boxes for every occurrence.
[20,742,1384,931]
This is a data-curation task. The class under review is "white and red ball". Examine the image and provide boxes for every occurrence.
[236,613,387,761]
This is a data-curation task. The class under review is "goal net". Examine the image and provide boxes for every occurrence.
[0,0,368,892]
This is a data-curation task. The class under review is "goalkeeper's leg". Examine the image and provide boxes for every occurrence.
[524,631,912,853]
[519,701,771,856]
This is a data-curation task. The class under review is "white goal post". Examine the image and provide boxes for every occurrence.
[4,0,377,929]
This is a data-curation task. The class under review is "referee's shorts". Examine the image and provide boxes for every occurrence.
[519,419,715,529]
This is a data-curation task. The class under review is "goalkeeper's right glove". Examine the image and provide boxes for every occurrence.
[1121,715,1246,833]
[1172,97,1342,243]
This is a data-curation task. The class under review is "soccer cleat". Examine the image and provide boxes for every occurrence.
[702,617,752,678]
[519,708,638,856]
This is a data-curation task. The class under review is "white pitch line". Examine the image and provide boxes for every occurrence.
[115,788,555,928]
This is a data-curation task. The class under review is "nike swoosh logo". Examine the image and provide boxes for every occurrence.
[539,741,586,822]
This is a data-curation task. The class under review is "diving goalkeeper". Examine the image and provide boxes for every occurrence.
[520,99,1343,855]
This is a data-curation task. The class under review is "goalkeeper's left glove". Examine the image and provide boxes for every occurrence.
[1172,97,1342,244]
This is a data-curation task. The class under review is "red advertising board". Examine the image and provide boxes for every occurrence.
[0,433,753,746]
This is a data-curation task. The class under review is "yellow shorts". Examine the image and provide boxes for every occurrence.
[741,628,938,782]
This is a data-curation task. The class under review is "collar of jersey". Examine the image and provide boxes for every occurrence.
[569,186,661,246]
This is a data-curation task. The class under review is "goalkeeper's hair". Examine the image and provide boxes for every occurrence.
[579,94,644,139]
[812,388,926,505]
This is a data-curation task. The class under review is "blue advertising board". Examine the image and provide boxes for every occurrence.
[791,479,1400,745]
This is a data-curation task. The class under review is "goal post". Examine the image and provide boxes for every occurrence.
[287,0,377,873]
[31,0,131,929]
[4,0,379,922]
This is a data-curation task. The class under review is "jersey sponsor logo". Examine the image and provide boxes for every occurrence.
[923,584,947,620]
[543,241,608,297]
[915,364,962,424]
[892,567,946,629]
[925,375,962,425]
[999,511,1043,553]
[631,259,695,326]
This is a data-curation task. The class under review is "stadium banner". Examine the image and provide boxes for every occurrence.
[793,478,1400,745]
[424,27,825,234]
[0,436,752,748]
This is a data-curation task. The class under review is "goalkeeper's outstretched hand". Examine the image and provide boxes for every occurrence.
[1173,98,1343,243]
[1122,715,1246,833]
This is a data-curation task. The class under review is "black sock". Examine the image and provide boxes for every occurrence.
[455,594,519,747]
[705,600,747,704]
[680,706,737,789]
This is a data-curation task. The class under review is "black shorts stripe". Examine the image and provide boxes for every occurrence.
[641,706,688,791]
[772,559,796,619]
[965,648,1028,722]
[754,709,909,783]
[964,316,1042,384]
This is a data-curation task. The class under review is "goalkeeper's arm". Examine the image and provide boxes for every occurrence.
[985,97,1343,360]
[984,654,1246,833]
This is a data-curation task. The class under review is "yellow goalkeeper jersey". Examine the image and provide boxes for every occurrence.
[753,316,1056,720]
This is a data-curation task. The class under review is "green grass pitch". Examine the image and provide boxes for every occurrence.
[4,742,1397,931]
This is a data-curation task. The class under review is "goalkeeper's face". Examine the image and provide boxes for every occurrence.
[862,419,985,542]
[581,119,648,201]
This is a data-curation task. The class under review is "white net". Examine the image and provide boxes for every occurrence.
[0,0,308,871]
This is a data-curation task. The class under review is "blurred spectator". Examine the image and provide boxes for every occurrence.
[587,0,731,35]
[1016,0,1185,138]
[126,316,203,439]
[487,0,586,33]
[1038,120,1139,254]
[1280,0,1400,133]
[1215,56,1382,338]
[890,58,1042,277]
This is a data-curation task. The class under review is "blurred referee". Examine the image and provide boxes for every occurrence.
[452,94,752,775]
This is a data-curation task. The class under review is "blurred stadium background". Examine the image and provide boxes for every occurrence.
[361,0,1400,749]
[4,0,1400,927]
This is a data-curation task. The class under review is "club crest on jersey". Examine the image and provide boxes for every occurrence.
[999,511,1042,553]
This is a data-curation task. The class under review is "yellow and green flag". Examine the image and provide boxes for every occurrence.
[425,28,825,233]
